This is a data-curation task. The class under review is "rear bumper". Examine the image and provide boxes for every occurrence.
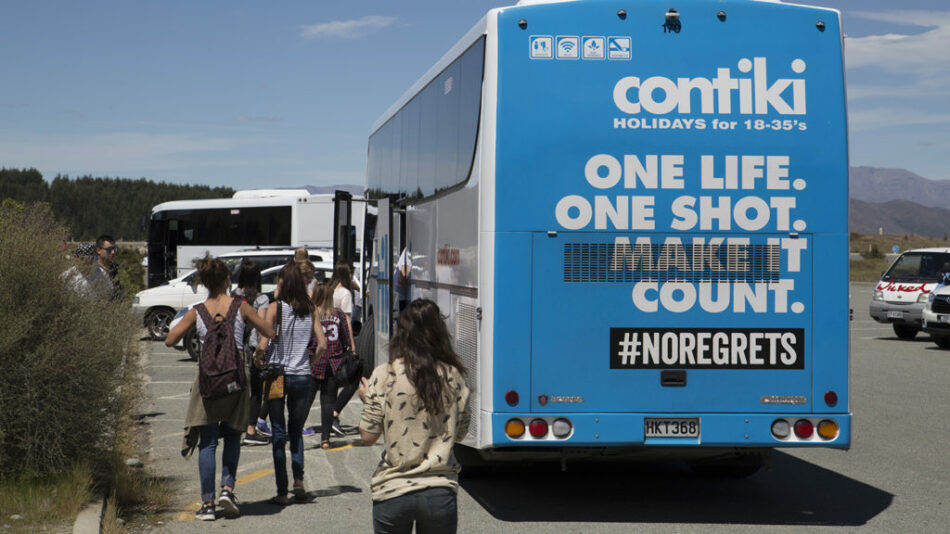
[488,412,851,450]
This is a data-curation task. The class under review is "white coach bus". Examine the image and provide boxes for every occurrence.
[360,0,851,475]
[148,190,364,287]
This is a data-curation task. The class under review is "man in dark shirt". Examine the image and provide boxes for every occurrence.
[88,234,122,300]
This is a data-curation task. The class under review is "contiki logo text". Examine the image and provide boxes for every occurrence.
[613,58,807,116]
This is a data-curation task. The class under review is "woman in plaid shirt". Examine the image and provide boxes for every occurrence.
[309,282,354,449]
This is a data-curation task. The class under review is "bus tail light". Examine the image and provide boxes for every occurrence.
[817,419,839,439]
[505,418,525,438]
[793,419,814,438]
[551,418,573,438]
[771,419,791,439]
[528,419,548,438]
[505,390,519,406]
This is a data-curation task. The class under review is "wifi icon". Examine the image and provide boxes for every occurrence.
[556,36,579,59]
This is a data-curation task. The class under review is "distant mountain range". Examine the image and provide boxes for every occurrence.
[850,167,950,237]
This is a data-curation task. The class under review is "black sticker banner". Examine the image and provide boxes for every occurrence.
[609,327,805,370]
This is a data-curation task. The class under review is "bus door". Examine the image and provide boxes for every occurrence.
[333,190,357,267]
[147,216,178,287]
[373,198,394,366]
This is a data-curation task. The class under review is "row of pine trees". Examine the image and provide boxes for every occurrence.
[0,168,233,241]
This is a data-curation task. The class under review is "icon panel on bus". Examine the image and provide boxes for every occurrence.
[555,36,579,59]
[582,36,605,60]
[607,36,631,60]
[529,35,553,59]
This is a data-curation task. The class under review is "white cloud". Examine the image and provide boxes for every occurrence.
[300,15,398,40]
[843,10,950,135]
[846,11,950,83]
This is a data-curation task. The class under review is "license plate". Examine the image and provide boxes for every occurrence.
[644,418,700,438]
[887,311,904,319]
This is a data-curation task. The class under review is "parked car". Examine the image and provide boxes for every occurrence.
[134,248,329,340]
[921,273,950,348]
[870,248,950,339]
[168,262,333,360]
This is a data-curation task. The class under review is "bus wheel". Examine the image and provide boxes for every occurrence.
[145,308,174,340]
[184,327,200,361]
[933,334,950,349]
[893,324,919,339]
[453,444,492,478]
[356,312,375,378]
[688,450,769,479]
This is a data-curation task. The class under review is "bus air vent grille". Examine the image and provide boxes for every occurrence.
[455,301,479,442]
[563,242,781,283]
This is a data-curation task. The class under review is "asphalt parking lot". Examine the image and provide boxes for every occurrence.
[140,283,950,533]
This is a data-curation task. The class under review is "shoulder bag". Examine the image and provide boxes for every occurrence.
[262,301,285,400]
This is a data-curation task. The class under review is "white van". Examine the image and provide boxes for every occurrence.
[133,248,328,339]
[870,248,950,339]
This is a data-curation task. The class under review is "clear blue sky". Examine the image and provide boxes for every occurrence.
[1,0,947,189]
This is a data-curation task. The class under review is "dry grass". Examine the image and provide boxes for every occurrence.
[0,464,93,533]
[850,232,950,256]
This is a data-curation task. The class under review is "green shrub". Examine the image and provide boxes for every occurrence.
[0,201,139,478]
[115,246,145,298]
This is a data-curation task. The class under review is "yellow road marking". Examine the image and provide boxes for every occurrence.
[236,468,274,485]
[176,501,201,521]
[328,443,354,452]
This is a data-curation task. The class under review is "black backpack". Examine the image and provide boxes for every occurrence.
[195,299,247,399]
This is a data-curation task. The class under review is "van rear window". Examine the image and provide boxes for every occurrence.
[883,252,950,282]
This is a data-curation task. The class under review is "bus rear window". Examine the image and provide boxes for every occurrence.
[883,252,950,282]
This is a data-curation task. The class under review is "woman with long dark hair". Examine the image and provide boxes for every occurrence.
[310,282,354,449]
[358,299,471,533]
[255,262,326,505]
[166,255,275,521]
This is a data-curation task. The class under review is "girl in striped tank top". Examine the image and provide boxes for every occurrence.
[255,262,326,505]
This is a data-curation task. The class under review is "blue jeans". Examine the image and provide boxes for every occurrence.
[372,487,458,534]
[267,374,313,496]
[198,422,242,503]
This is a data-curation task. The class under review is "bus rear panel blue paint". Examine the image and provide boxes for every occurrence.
[490,0,849,450]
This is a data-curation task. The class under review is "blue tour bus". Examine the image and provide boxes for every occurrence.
[360,0,850,475]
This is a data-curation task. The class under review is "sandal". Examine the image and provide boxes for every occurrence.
[268,494,291,506]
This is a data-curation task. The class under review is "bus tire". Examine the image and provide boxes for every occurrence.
[688,450,769,479]
[933,334,950,349]
[453,444,492,478]
[893,324,919,339]
[357,312,375,378]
